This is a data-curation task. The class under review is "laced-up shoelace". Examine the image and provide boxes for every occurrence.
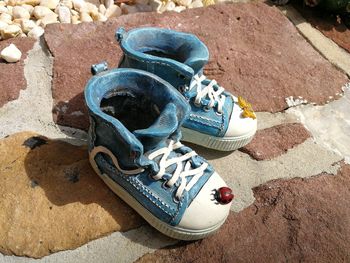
[148,140,208,201]
[186,74,227,114]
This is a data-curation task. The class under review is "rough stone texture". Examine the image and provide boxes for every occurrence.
[288,85,350,164]
[240,123,311,160]
[293,2,350,53]
[44,2,349,130]
[137,164,350,263]
[0,38,35,108]
[0,132,143,258]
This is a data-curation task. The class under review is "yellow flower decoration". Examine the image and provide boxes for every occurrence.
[238,96,256,120]
[202,0,215,6]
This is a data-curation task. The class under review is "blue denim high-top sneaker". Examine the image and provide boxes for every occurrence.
[85,65,233,240]
[116,27,257,151]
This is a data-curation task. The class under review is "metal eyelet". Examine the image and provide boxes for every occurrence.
[148,171,157,181]
[194,101,201,107]
[179,85,188,94]
[162,181,171,190]
[177,73,186,80]
[216,111,223,116]
[173,196,180,204]
[203,106,211,112]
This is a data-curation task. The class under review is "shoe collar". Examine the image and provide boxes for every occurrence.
[117,27,209,83]
[85,68,190,169]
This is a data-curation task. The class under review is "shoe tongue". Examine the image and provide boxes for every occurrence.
[133,103,178,152]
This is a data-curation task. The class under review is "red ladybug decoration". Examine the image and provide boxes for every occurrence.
[215,187,234,204]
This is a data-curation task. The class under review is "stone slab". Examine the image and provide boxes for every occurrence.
[0,132,143,258]
[0,38,35,108]
[293,2,350,53]
[44,2,349,130]
[240,122,311,160]
[136,164,350,263]
[280,5,350,77]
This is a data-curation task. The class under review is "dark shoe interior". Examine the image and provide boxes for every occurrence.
[127,31,191,63]
[143,49,184,62]
[100,88,160,132]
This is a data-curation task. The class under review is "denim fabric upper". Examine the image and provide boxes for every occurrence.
[117,27,234,137]
[85,68,215,225]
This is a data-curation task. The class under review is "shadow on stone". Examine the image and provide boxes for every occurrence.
[0,132,153,258]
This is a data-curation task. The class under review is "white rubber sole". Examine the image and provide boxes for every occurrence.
[181,127,256,151]
[89,157,226,240]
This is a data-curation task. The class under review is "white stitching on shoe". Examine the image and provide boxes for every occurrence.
[90,148,175,214]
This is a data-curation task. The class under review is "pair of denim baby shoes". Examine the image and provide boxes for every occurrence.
[85,27,257,240]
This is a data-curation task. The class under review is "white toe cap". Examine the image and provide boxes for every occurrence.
[178,172,231,230]
[225,100,257,138]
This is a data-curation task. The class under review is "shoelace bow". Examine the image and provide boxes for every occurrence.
[186,74,226,114]
[148,140,208,201]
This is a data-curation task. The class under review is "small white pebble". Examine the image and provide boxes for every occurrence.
[1,24,22,39]
[1,43,22,63]
[70,9,79,16]
[6,5,13,16]
[105,4,121,18]
[91,12,107,21]
[21,18,36,33]
[166,1,176,11]
[21,4,35,15]
[104,0,113,8]
[189,0,203,8]
[98,4,106,15]
[71,15,80,24]
[72,0,86,12]
[19,0,41,5]
[33,6,54,19]
[57,5,71,23]
[0,21,8,31]
[60,0,73,9]
[27,25,44,38]
[173,5,186,12]
[40,0,60,9]
[0,6,8,13]
[40,12,58,27]
[0,13,13,24]
[80,12,93,22]
[12,6,31,19]
[84,2,98,13]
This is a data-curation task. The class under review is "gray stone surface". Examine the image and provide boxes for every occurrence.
[0,226,177,263]
[0,39,86,145]
[288,83,350,164]
[191,138,342,212]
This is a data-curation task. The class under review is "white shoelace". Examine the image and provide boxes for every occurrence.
[187,74,227,114]
[148,140,208,201]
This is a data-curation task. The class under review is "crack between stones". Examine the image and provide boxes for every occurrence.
[0,38,87,145]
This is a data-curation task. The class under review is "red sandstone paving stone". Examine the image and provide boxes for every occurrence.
[44,2,349,130]
[0,38,36,108]
[240,123,311,160]
[136,163,350,263]
[292,2,350,53]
